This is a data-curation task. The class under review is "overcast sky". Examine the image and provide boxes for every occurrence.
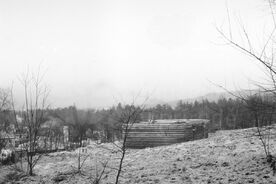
[0,0,272,108]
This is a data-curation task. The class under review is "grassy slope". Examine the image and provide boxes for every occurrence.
[1,128,276,184]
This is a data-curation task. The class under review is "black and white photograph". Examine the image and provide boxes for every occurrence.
[1,0,276,183]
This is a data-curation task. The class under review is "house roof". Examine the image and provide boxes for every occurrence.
[143,119,209,124]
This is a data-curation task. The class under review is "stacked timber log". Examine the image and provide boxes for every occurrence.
[125,119,209,149]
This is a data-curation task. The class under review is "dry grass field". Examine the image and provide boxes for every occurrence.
[1,128,276,184]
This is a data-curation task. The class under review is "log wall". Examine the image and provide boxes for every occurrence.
[125,119,209,148]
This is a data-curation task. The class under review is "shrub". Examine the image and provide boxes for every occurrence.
[0,149,15,165]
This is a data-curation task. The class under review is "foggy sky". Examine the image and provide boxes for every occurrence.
[0,0,271,108]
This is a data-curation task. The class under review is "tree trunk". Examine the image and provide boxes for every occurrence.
[115,148,125,184]
[219,109,223,130]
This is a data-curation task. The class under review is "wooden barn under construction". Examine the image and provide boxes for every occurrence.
[125,119,209,148]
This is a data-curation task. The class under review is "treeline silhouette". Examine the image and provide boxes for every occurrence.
[143,98,254,131]
[47,95,275,143]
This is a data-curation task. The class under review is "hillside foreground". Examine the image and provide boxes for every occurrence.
[1,128,276,184]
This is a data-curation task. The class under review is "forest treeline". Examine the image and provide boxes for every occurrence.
[1,91,275,145]
[43,94,276,143]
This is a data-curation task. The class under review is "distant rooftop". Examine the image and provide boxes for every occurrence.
[139,119,209,125]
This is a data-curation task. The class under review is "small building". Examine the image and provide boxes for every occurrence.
[124,119,209,148]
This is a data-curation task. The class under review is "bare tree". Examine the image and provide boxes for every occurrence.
[246,94,276,157]
[0,88,12,152]
[53,106,95,175]
[214,84,276,157]
[216,1,276,89]
[17,70,50,175]
[54,106,94,148]
[0,88,11,112]
[112,102,146,184]
[217,0,276,171]
[91,160,108,184]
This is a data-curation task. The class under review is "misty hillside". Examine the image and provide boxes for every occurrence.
[149,89,257,108]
